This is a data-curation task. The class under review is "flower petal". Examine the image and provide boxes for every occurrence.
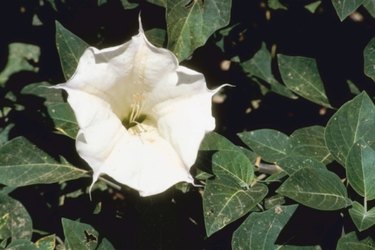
[153,67,217,167]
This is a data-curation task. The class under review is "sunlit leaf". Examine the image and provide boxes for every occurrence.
[363,0,375,17]
[325,92,375,166]
[203,174,268,236]
[346,139,375,200]
[165,0,232,61]
[277,245,321,249]
[0,43,40,86]
[276,156,326,175]
[290,126,333,164]
[364,37,375,82]
[0,193,33,241]
[62,218,115,250]
[349,201,375,232]
[337,231,375,250]
[55,21,89,80]
[35,235,56,250]
[268,0,287,10]
[305,1,322,13]
[278,54,331,108]
[0,137,86,187]
[200,132,238,151]
[145,28,167,48]
[277,167,350,210]
[6,239,38,250]
[241,43,296,99]
[211,150,254,188]
[232,205,298,250]
[331,0,365,21]
[238,129,292,162]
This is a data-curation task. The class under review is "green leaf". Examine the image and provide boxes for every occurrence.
[6,239,38,250]
[55,21,89,80]
[62,218,114,250]
[146,0,166,7]
[211,151,254,188]
[0,193,33,241]
[364,37,375,82]
[305,1,322,13]
[337,231,375,250]
[277,167,350,210]
[203,174,268,236]
[0,137,86,187]
[268,0,287,10]
[349,201,375,232]
[35,235,56,250]
[276,156,326,175]
[277,54,331,108]
[0,43,40,86]
[241,43,296,99]
[165,0,232,61]
[290,126,333,164]
[331,0,365,21]
[97,238,116,250]
[231,205,298,250]
[119,0,138,9]
[21,82,65,104]
[277,245,322,250]
[200,132,238,151]
[238,129,292,162]
[363,0,375,17]
[346,140,375,200]
[48,103,78,139]
[325,92,375,166]
[145,28,167,48]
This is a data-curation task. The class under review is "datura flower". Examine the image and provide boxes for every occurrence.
[55,19,223,196]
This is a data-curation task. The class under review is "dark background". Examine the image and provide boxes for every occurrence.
[1,0,375,249]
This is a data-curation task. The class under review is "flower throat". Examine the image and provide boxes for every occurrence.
[122,93,147,131]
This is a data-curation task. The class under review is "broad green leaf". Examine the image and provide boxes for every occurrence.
[55,21,89,80]
[200,132,238,151]
[145,28,167,48]
[232,205,298,250]
[337,231,375,250]
[347,80,361,95]
[0,43,40,86]
[276,156,326,175]
[325,92,375,165]
[6,239,38,250]
[349,201,375,232]
[21,82,64,104]
[35,235,56,250]
[305,1,322,13]
[238,129,292,162]
[203,174,268,236]
[364,37,375,82]
[48,103,78,139]
[0,137,86,187]
[364,0,375,17]
[290,126,333,164]
[165,0,232,61]
[278,54,331,108]
[241,43,296,99]
[346,139,375,200]
[211,151,254,188]
[331,0,365,21]
[62,218,114,250]
[277,167,350,210]
[277,245,321,250]
[268,0,287,10]
[0,193,32,241]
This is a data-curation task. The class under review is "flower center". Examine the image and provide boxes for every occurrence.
[122,93,147,133]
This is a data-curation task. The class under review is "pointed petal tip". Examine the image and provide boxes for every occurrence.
[138,13,144,34]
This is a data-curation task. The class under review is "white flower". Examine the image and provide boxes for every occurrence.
[55,18,223,196]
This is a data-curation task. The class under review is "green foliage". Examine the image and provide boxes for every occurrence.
[165,0,231,61]
[0,137,86,187]
[55,21,89,80]
[331,0,365,21]
[231,205,298,249]
[1,0,375,249]
[277,54,332,108]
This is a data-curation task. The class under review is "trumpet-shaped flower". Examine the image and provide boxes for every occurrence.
[55,19,222,196]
